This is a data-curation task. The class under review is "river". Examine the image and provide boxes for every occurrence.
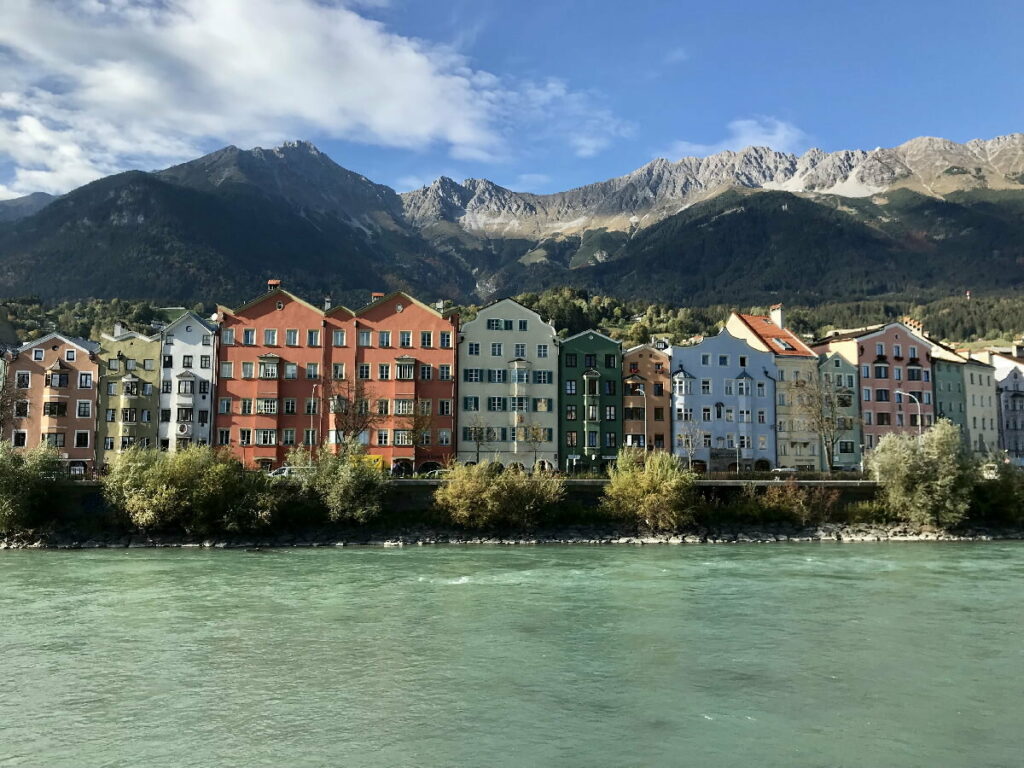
[1,543,1021,767]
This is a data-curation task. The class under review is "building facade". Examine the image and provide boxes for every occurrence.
[336,292,458,474]
[559,330,622,472]
[932,351,967,435]
[727,306,822,469]
[5,334,100,476]
[97,324,160,467]
[622,342,672,451]
[457,299,558,469]
[670,329,778,472]
[970,347,1024,462]
[159,311,219,451]
[963,358,998,454]
[215,284,330,470]
[815,321,936,450]
[818,351,862,470]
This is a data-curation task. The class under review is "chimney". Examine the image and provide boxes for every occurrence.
[1014,343,1024,359]
[769,303,784,329]
[267,279,281,292]
[324,294,332,311]
[371,291,385,302]
[113,321,125,337]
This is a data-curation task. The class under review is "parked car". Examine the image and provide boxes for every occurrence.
[770,467,797,474]
[424,469,451,479]
[268,466,313,479]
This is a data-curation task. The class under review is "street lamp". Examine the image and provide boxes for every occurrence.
[895,389,922,438]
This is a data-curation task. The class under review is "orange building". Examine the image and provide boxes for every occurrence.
[5,333,101,476]
[332,291,458,474]
[214,283,330,470]
[622,342,672,450]
[215,284,457,473]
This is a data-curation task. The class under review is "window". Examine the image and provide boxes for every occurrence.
[332,330,346,347]
[487,369,507,384]
[565,431,578,447]
[439,365,452,381]
[220,329,235,346]
[308,330,321,347]
[440,331,452,349]
[893,344,902,358]
[12,431,27,447]
[487,397,507,412]
[439,429,451,446]
[537,344,549,358]
[394,430,413,446]
[718,355,729,366]
[15,372,30,389]
[239,429,252,446]
[305,398,319,415]
[534,371,552,384]
[397,363,414,380]
[279,363,295,380]
[378,363,391,380]
[32,349,44,361]
[46,373,69,388]
[863,388,871,401]
[63,349,76,362]
[605,354,616,369]
[587,431,598,448]
[358,330,371,347]
[399,331,411,348]
[333,363,346,380]
[487,319,502,331]
[604,405,616,421]
[491,342,503,357]
[43,402,67,417]
[739,355,748,367]
[281,329,297,347]
[514,343,526,358]
[306,363,319,379]
[241,362,254,379]
[420,364,432,381]
[438,400,452,416]
[109,358,121,372]
[757,409,767,424]
[565,380,577,395]
[219,362,233,379]
[701,379,711,395]
[419,331,432,348]
[280,429,296,446]
[463,396,479,411]
[378,331,391,348]
[78,373,93,389]
[43,433,65,448]
[14,401,28,418]
[875,389,890,402]
[76,401,91,418]
[839,441,855,454]
[512,369,529,383]
[702,407,712,422]
[584,354,597,368]
[176,408,193,422]
[242,328,255,346]
[255,429,277,446]
[284,398,297,415]
[256,398,278,415]
[468,342,480,356]
[264,329,277,345]
[394,399,414,416]
[216,429,230,446]
[218,397,232,414]
[375,429,389,446]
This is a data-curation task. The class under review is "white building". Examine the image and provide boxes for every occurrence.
[158,311,219,450]
[457,299,559,469]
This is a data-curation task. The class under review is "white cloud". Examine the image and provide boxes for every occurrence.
[661,117,811,159]
[0,0,629,197]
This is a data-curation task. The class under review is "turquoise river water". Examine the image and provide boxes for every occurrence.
[1,543,1022,767]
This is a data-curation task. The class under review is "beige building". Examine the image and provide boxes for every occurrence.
[963,357,999,454]
[457,299,559,469]
[727,306,822,469]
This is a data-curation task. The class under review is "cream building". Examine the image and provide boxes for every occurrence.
[457,299,559,469]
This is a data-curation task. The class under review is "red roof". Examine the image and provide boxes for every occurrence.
[735,314,816,358]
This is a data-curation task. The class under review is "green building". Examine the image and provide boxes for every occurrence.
[559,330,622,473]
[932,350,967,436]
[97,323,161,469]
[818,352,863,470]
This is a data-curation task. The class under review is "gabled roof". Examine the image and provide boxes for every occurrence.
[673,366,695,379]
[465,297,554,329]
[562,328,621,346]
[19,332,99,355]
[219,287,326,318]
[355,290,454,319]
[732,313,816,358]
[163,310,218,335]
[624,343,670,358]
[101,327,160,344]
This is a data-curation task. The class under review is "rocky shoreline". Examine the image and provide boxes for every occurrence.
[2,523,1022,550]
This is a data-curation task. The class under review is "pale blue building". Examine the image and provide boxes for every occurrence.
[670,329,778,472]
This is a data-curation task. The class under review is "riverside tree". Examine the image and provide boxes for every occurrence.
[103,445,283,534]
[602,448,699,532]
[287,438,388,523]
[433,461,565,529]
[0,443,63,532]
[866,419,975,528]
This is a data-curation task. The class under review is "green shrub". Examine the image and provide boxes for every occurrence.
[867,419,975,528]
[970,460,1024,526]
[434,462,565,529]
[288,441,388,523]
[103,445,282,534]
[0,443,63,532]
[602,448,699,532]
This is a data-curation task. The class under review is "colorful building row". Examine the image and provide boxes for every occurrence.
[0,286,1010,474]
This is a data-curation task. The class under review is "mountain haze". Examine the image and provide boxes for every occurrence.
[1,133,1023,306]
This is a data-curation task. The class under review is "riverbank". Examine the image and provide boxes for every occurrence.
[3,522,1022,549]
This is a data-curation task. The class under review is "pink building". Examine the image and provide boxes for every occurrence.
[815,320,935,450]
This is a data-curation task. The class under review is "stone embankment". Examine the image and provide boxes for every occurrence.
[2,524,1021,550]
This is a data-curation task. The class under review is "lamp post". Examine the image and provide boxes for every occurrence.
[311,382,320,450]
[895,389,922,438]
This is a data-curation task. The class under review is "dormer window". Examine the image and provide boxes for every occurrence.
[65,350,76,362]
[33,349,43,361]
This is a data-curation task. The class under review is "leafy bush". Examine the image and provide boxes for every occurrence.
[103,445,283,534]
[867,419,975,528]
[970,460,1024,526]
[758,480,840,526]
[288,441,388,523]
[434,462,565,529]
[602,448,699,532]
[0,443,64,532]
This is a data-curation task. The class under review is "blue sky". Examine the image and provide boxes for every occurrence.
[0,0,1022,198]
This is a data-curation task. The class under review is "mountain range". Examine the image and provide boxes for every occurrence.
[1,134,1024,307]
